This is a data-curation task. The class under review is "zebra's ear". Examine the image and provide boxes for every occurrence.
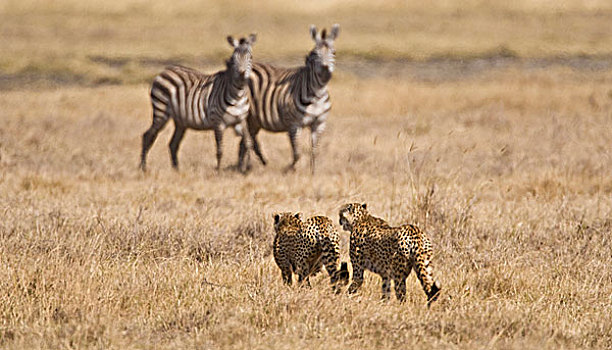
[248,33,257,45]
[227,36,239,48]
[310,25,319,42]
[321,28,327,40]
[329,24,340,41]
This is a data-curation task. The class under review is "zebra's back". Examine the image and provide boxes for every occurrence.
[248,62,308,132]
[151,65,217,130]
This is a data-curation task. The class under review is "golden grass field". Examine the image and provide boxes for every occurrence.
[1,0,611,348]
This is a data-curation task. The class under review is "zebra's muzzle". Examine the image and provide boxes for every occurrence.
[318,66,333,82]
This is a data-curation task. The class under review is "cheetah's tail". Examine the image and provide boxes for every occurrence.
[427,279,441,307]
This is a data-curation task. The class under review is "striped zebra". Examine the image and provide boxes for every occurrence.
[140,34,256,173]
[238,24,340,174]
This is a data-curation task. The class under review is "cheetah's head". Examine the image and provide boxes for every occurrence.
[338,203,368,232]
[273,212,303,233]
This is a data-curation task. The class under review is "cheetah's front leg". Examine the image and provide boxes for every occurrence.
[281,271,292,285]
[381,276,392,301]
[394,276,407,303]
[297,273,312,288]
[295,262,312,288]
[348,239,364,294]
[347,264,364,294]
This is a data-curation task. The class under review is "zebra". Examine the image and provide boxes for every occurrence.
[237,24,340,174]
[140,34,256,173]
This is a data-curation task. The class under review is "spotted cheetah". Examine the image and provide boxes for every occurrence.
[272,212,349,290]
[338,203,441,305]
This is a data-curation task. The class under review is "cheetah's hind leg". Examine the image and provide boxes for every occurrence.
[331,261,350,294]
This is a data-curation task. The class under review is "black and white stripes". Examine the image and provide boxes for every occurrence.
[140,34,256,172]
[239,24,340,174]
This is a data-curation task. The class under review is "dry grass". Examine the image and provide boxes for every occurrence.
[1,1,612,349]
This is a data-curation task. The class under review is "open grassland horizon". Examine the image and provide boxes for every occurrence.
[1,0,612,87]
[1,0,612,349]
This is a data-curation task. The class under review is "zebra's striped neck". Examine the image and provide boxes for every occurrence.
[224,70,249,104]
[301,63,329,101]
[218,70,249,120]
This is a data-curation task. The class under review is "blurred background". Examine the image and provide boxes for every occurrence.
[2,0,611,87]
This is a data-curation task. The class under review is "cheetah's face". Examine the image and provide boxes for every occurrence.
[273,212,303,233]
[338,203,368,232]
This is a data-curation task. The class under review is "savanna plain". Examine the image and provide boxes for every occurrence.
[1,0,611,349]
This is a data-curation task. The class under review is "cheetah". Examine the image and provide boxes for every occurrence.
[272,212,349,290]
[338,203,441,305]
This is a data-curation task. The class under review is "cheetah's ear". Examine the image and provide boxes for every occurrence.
[294,212,302,220]
[361,203,367,210]
[273,214,280,225]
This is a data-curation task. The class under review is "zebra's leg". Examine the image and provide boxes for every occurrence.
[251,131,267,166]
[309,122,325,175]
[141,110,170,171]
[240,122,266,167]
[238,137,248,170]
[285,127,301,172]
[214,126,225,171]
[168,125,186,170]
[235,122,252,173]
